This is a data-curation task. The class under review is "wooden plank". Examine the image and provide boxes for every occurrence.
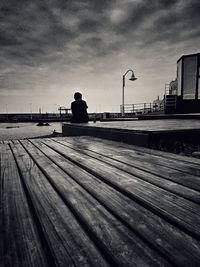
[19,139,171,267]
[96,137,200,175]
[41,138,200,239]
[0,144,49,267]
[76,136,200,167]
[59,136,200,192]
[3,140,10,145]
[29,139,200,267]
[10,141,109,267]
[52,138,200,204]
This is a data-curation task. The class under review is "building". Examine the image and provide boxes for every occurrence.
[153,96,164,112]
[165,53,200,113]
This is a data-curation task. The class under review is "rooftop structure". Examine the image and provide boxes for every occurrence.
[165,52,200,114]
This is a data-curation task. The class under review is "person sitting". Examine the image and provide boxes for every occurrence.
[70,92,89,123]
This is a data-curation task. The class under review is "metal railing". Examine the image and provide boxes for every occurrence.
[120,103,153,115]
[165,83,177,96]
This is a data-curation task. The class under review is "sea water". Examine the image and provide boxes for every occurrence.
[0,122,62,141]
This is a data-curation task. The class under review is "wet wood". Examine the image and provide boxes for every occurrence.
[39,139,200,238]
[79,135,200,165]
[62,136,200,187]
[1,136,200,267]
[0,144,49,267]
[18,139,169,267]
[29,139,200,266]
[10,140,109,267]
[52,138,200,204]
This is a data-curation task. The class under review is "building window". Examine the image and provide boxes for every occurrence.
[177,60,182,96]
[182,56,197,99]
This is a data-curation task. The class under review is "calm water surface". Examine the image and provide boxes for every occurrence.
[0,122,62,141]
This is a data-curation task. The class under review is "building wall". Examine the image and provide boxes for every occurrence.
[175,53,200,113]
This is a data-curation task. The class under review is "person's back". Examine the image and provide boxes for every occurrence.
[70,92,89,123]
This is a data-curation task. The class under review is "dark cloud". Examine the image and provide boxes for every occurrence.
[0,0,197,66]
[0,0,112,73]
[155,1,200,32]
[111,0,177,33]
[78,18,101,32]
[0,0,199,98]
[109,0,200,51]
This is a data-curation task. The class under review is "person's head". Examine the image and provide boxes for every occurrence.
[74,92,82,100]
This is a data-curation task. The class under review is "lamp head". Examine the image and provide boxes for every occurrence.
[129,72,137,81]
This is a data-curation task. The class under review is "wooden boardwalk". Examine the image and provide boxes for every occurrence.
[1,136,200,267]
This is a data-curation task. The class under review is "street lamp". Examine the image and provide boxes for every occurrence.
[122,69,137,116]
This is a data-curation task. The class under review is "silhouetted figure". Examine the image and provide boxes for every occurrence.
[70,92,89,123]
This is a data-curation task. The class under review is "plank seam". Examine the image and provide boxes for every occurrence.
[53,139,200,196]
[20,140,122,267]
[9,143,57,267]
[60,138,200,176]
[28,141,180,266]
[80,136,200,167]
[41,140,200,241]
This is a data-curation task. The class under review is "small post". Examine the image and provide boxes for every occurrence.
[122,75,125,116]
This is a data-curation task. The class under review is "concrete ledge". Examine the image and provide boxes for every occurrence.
[62,123,150,147]
[62,123,200,150]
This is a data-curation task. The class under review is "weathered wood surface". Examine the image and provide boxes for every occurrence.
[0,144,50,267]
[1,136,200,267]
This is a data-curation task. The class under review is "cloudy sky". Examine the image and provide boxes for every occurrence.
[0,0,199,113]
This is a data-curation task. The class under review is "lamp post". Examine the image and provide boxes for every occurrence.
[122,69,137,116]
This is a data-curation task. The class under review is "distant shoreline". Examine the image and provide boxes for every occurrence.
[0,122,62,142]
